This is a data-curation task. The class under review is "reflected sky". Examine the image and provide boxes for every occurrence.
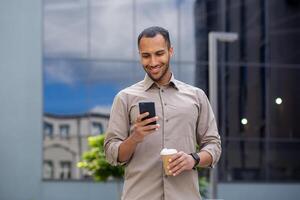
[43,0,196,114]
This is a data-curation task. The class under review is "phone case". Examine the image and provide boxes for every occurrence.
[138,102,157,125]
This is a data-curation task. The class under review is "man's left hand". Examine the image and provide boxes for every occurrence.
[167,151,195,176]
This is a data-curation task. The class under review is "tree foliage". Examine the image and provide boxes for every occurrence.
[77,134,124,181]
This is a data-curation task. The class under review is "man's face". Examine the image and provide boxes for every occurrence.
[139,34,173,85]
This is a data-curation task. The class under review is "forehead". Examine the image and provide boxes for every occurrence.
[139,34,168,52]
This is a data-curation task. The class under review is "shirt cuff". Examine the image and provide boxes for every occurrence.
[106,140,127,166]
[200,144,221,168]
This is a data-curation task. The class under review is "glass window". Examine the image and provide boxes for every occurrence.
[44,0,87,57]
[91,122,103,135]
[219,140,265,182]
[59,124,70,138]
[90,0,134,59]
[60,161,72,180]
[43,160,54,179]
[269,141,300,181]
[269,67,300,139]
[44,122,53,138]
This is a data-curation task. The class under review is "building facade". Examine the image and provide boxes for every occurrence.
[195,0,300,182]
[43,112,109,180]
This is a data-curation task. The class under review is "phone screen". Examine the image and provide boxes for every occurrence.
[138,102,157,125]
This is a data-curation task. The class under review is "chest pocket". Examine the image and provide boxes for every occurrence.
[166,102,198,124]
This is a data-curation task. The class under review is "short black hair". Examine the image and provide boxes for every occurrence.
[137,26,171,48]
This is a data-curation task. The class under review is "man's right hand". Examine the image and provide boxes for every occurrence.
[118,112,159,163]
[130,112,160,143]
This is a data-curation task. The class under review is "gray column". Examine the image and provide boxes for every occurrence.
[0,0,42,199]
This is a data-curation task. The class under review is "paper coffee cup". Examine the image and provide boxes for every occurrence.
[160,148,177,176]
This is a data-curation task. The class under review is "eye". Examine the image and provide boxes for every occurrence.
[156,51,165,56]
[141,54,150,58]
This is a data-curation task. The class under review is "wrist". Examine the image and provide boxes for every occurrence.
[189,153,200,169]
[128,134,141,145]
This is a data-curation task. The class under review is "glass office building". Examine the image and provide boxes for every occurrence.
[43,0,300,184]
[194,0,300,182]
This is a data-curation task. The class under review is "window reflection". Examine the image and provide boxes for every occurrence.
[44,122,53,138]
[220,141,265,182]
[42,0,300,183]
[91,122,103,135]
[60,161,72,180]
[43,160,54,179]
[59,124,70,139]
[43,113,109,180]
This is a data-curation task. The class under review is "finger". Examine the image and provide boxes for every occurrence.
[169,159,186,176]
[172,163,186,176]
[140,116,159,126]
[142,124,160,131]
[132,123,159,138]
[170,154,188,174]
[136,112,149,122]
[142,129,158,136]
[169,153,184,169]
[169,151,184,163]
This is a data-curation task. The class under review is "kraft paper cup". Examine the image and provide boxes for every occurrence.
[160,148,177,176]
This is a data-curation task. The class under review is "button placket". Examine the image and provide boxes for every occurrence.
[158,87,165,149]
[161,92,168,123]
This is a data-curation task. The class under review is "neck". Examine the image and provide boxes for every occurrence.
[156,71,172,86]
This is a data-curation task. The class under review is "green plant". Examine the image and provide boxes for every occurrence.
[77,134,124,181]
[195,144,209,198]
[198,174,209,198]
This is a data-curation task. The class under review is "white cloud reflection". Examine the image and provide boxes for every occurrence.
[43,0,196,87]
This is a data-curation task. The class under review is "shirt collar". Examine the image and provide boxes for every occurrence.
[143,73,179,91]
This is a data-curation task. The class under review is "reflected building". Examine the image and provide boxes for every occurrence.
[43,112,109,180]
[194,0,300,182]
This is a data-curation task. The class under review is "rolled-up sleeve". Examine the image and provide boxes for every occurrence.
[104,92,129,166]
[196,89,221,168]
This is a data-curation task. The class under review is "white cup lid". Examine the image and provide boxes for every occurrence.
[160,148,177,155]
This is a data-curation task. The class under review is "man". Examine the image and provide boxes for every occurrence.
[104,26,221,200]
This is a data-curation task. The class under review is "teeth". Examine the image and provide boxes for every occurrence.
[151,67,160,72]
[148,66,160,74]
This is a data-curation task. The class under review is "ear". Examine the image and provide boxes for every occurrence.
[169,46,174,57]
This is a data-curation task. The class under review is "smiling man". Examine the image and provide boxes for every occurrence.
[104,26,221,200]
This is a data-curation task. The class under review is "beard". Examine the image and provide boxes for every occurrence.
[143,54,172,85]
[146,63,169,82]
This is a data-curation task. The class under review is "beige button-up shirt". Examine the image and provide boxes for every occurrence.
[104,74,221,200]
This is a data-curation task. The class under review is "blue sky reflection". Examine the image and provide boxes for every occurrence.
[43,0,196,114]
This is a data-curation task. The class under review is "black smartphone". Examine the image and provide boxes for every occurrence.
[138,102,157,125]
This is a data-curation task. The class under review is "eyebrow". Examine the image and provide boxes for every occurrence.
[140,49,166,55]
[156,50,165,54]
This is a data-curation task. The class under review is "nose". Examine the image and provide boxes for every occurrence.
[149,55,159,67]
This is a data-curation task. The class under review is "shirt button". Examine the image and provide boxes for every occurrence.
[161,89,164,92]
[165,119,169,122]
[164,103,167,106]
